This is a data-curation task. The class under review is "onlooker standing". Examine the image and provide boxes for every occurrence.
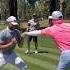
[25,14,40,54]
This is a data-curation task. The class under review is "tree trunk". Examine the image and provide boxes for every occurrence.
[9,0,17,18]
[48,0,60,26]
[49,0,60,15]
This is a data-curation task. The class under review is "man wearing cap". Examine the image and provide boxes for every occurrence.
[0,16,27,70]
[25,14,40,54]
[23,11,70,70]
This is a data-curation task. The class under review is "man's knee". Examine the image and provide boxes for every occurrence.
[15,57,27,70]
[0,59,6,67]
[17,62,27,70]
[0,55,6,67]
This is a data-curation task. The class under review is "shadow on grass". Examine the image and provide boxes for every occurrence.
[25,50,48,54]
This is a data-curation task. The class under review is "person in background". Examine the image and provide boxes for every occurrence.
[25,14,40,54]
[0,16,27,70]
[23,11,70,70]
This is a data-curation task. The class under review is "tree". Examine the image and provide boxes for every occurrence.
[48,0,60,26]
[49,0,60,15]
[9,0,17,18]
[35,0,49,18]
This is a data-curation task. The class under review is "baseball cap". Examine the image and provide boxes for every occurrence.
[10,22,18,25]
[48,11,63,19]
[6,16,16,22]
[6,16,18,25]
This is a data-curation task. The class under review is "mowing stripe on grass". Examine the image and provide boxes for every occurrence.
[39,53,59,61]
[16,47,59,65]
[27,60,48,70]
[22,52,59,65]
[39,46,60,55]
[16,46,59,70]
[18,52,56,70]
[17,47,59,60]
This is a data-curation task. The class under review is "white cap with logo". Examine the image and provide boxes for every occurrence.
[6,16,18,25]
[48,11,63,19]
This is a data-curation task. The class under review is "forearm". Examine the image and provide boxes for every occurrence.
[25,30,41,36]
[0,41,13,49]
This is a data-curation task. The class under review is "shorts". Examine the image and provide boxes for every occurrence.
[28,36,37,42]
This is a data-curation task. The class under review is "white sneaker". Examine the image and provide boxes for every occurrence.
[25,50,30,54]
[25,50,31,54]
[35,50,38,54]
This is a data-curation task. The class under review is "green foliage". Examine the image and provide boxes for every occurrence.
[27,0,38,5]
[64,0,70,19]
[0,0,49,20]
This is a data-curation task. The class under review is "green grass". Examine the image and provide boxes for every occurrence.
[0,20,60,70]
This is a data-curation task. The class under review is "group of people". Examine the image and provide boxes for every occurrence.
[0,10,70,70]
[0,14,40,70]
